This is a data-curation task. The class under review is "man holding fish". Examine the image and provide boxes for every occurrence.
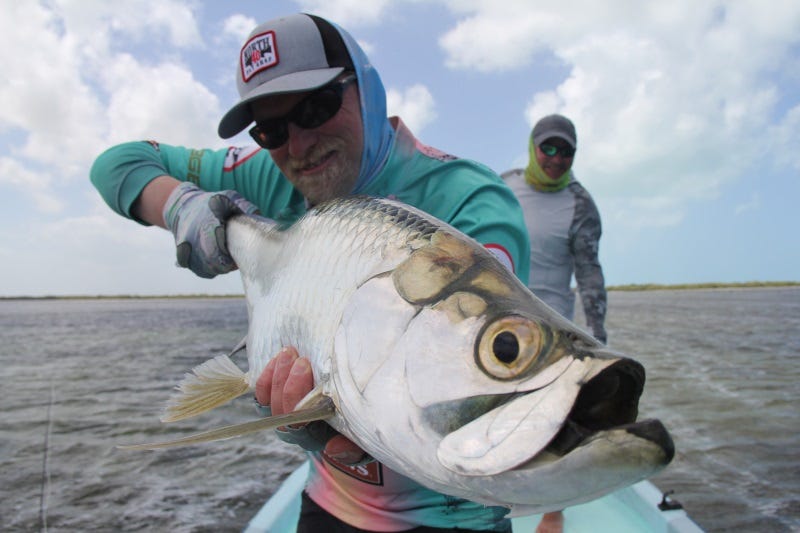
[92,12,531,533]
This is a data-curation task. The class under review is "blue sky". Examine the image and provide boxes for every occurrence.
[1,0,798,296]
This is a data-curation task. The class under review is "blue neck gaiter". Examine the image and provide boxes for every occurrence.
[330,21,396,194]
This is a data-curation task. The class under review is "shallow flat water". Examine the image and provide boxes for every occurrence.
[1,288,798,532]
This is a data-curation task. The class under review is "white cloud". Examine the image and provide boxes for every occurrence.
[102,54,223,147]
[221,14,259,45]
[0,0,230,294]
[52,0,202,49]
[0,157,63,213]
[439,1,565,72]
[771,103,800,172]
[735,193,761,216]
[0,0,210,183]
[0,195,244,297]
[386,84,437,134]
[605,196,686,230]
[296,0,395,27]
[437,1,800,228]
[0,1,107,178]
[356,39,376,57]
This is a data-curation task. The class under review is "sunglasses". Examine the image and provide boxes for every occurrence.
[249,74,357,150]
[539,143,575,158]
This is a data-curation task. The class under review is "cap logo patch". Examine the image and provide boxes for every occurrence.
[240,31,279,82]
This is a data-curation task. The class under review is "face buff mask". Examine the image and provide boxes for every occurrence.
[524,137,572,192]
[330,20,395,194]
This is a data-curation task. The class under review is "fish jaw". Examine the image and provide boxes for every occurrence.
[485,419,674,512]
[435,348,655,473]
[435,356,674,510]
[497,437,672,514]
[435,356,605,476]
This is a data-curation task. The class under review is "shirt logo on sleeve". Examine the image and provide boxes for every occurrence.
[485,244,515,274]
[223,145,260,170]
[241,31,278,81]
[187,149,203,184]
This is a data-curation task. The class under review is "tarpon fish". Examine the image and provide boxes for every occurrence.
[121,196,674,514]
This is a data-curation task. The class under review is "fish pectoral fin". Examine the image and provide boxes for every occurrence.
[275,393,336,426]
[294,385,329,411]
[118,397,336,451]
[161,354,250,423]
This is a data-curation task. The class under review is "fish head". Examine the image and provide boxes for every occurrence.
[336,228,674,511]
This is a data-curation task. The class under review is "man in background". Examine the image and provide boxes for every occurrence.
[503,113,608,533]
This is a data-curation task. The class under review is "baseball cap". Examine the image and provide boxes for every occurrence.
[531,114,577,148]
[218,13,354,139]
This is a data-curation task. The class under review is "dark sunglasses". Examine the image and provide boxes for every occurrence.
[539,143,575,158]
[249,74,357,150]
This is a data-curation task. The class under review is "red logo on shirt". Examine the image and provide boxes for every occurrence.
[223,145,261,170]
[323,453,384,485]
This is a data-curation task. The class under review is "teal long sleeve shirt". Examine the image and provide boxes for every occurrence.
[91,119,530,285]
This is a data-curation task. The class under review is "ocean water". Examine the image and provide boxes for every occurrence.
[1,288,798,532]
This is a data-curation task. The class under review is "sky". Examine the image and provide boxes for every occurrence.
[1,0,798,297]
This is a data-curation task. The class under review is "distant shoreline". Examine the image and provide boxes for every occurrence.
[607,281,799,292]
[1,281,797,300]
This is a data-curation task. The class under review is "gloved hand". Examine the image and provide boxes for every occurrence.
[162,182,259,278]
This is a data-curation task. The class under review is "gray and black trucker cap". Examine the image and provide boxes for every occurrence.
[218,13,354,139]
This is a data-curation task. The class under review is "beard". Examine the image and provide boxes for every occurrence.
[286,138,362,205]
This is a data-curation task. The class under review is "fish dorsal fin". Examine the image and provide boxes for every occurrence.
[118,396,335,451]
[162,355,250,423]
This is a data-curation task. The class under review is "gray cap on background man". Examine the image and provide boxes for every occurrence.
[532,114,577,148]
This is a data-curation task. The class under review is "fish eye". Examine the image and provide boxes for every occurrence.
[477,316,545,380]
[492,331,519,364]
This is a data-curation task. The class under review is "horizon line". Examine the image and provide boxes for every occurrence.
[2,280,798,300]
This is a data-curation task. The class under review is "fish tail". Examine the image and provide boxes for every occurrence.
[161,355,250,423]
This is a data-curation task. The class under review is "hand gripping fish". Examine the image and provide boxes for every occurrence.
[120,196,674,514]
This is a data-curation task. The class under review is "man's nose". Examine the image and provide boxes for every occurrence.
[286,122,317,158]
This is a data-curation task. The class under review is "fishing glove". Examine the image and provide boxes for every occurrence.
[276,422,341,453]
[163,182,259,279]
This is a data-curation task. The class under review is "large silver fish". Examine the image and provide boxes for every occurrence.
[121,196,674,514]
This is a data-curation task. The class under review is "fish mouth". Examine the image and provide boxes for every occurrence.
[480,360,675,510]
[543,359,674,461]
[433,358,674,475]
